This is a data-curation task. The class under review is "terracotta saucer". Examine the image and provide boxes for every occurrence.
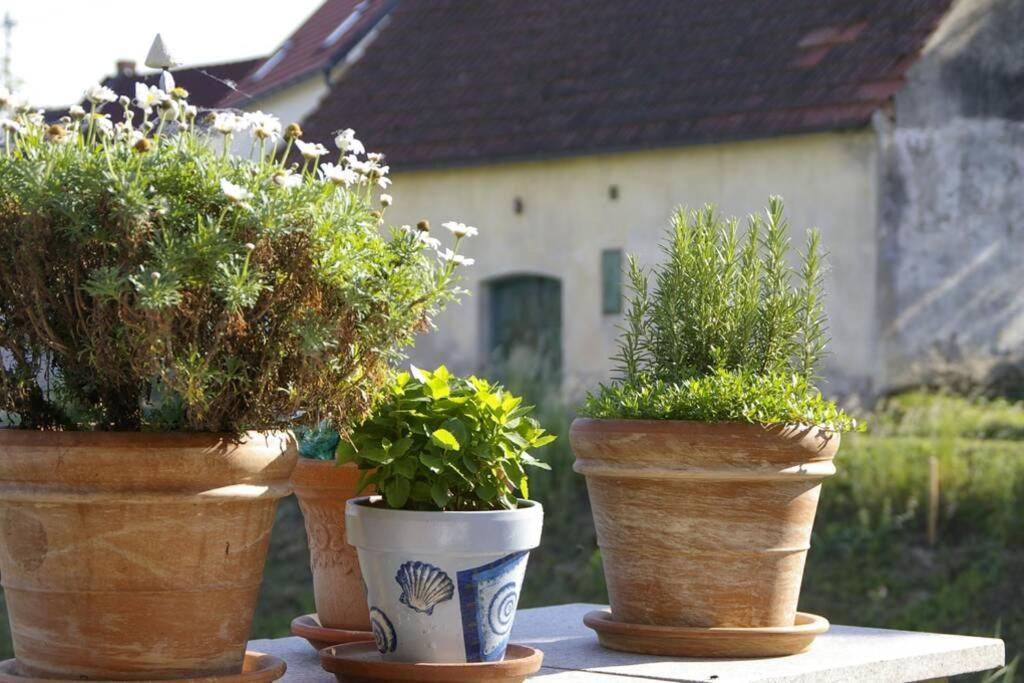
[0,652,286,683]
[290,613,376,651]
[584,609,829,658]
[319,642,543,682]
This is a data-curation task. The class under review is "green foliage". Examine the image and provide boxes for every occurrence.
[582,197,858,430]
[0,87,469,431]
[583,367,858,431]
[337,365,555,511]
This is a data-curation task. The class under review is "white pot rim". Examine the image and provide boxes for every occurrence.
[346,495,543,555]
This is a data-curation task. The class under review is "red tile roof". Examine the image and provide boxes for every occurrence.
[219,0,396,107]
[301,0,953,169]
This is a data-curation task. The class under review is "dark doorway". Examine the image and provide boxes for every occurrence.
[486,275,563,384]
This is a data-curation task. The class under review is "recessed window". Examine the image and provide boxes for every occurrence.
[601,249,623,315]
[322,1,369,48]
[250,41,292,81]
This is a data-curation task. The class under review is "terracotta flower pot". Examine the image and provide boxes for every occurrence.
[291,458,369,630]
[570,419,839,629]
[0,430,297,680]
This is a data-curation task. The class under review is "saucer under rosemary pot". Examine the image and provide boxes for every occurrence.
[584,609,830,658]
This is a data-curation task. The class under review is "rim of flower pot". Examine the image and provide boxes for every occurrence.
[569,417,839,480]
[0,429,297,503]
[346,495,543,556]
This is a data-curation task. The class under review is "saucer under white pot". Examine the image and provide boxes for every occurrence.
[345,496,543,663]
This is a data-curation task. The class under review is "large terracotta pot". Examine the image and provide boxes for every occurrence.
[0,430,297,680]
[570,419,839,629]
[291,458,369,630]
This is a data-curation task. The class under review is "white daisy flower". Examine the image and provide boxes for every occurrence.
[134,83,167,115]
[380,193,393,208]
[221,178,252,203]
[84,84,118,105]
[441,221,478,238]
[334,128,365,155]
[1,118,23,134]
[296,139,329,160]
[272,170,302,189]
[439,249,475,266]
[319,162,358,187]
[92,114,114,138]
[212,112,247,135]
[245,111,281,141]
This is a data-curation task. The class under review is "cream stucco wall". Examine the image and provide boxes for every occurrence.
[242,77,328,128]
[385,131,880,399]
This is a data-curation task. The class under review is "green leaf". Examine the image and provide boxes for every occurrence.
[441,418,469,447]
[531,434,557,448]
[426,376,451,400]
[430,480,451,509]
[430,428,460,451]
[475,482,498,501]
[393,456,418,479]
[390,436,413,459]
[335,438,358,464]
[383,477,411,508]
[419,450,444,472]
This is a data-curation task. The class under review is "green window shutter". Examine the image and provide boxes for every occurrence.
[601,249,623,315]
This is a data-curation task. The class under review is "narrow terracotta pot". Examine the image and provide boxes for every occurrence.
[291,458,370,630]
[570,419,839,629]
[0,429,297,680]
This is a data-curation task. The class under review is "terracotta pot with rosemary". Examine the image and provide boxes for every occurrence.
[0,73,463,679]
[572,198,860,657]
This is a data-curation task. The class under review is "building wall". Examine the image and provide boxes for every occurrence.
[242,77,328,128]
[385,131,880,399]
[877,0,1024,390]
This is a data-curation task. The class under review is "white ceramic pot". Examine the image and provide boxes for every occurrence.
[345,496,543,663]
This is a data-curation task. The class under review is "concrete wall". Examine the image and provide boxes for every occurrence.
[878,0,1024,390]
[385,131,879,399]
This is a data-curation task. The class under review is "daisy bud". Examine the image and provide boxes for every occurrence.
[133,137,153,153]
[416,220,430,232]
[380,194,393,208]
[284,123,303,140]
[370,210,381,220]
[151,272,161,281]
[171,87,189,100]
[118,95,131,108]
[45,125,66,142]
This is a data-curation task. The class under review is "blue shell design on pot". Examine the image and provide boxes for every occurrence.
[396,561,454,615]
[370,607,397,653]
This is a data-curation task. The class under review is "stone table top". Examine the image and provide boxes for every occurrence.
[249,603,1005,682]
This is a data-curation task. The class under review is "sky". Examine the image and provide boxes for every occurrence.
[0,0,324,108]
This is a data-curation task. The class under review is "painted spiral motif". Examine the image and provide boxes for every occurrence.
[396,561,454,615]
[487,582,518,635]
[369,607,397,653]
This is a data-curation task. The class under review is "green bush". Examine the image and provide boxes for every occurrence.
[338,365,555,510]
[581,197,857,431]
[0,83,467,431]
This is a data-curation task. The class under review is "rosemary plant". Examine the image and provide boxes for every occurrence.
[581,197,859,431]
